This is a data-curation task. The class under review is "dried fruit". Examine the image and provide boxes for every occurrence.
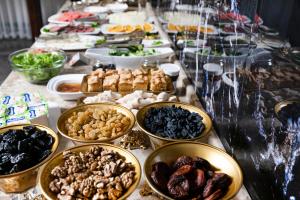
[144,106,205,139]
[0,126,54,175]
[150,156,232,200]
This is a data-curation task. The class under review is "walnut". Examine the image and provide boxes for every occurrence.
[49,146,136,200]
[103,162,117,177]
[49,179,62,193]
[120,171,135,189]
[51,166,67,178]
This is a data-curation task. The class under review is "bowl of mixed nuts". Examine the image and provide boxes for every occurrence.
[57,103,135,144]
[144,142,243,200]
[39,144,141,200]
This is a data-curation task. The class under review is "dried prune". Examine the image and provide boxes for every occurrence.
[203,173,232,198]
[173,156,194,170]
[144,106,205,139]
[167,175,189,199]
[193,157,214,171]
[151,162,170,191]
[194,169,206,189]
[0,126,54,175]
[171,165,193,177]
[204,189,223,200]
[151,156,232,200]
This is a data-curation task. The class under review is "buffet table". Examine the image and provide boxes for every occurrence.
[0,1,251,199]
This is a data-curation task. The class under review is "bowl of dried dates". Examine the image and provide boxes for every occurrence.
[136,102,212,148]
[39,143,141,200]
[144,142,243,200]
[0,124,59,193]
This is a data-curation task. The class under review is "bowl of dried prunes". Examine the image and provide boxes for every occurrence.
[136,102,212,148]
[0,124,59,193]
[144,142,243,200]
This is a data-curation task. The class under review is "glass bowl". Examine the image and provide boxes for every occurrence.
[8,48,67,84]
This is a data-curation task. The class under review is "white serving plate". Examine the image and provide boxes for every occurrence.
[47,74,85,100]
[142,39,171,48]
[177,39,207,47]
[84,6,108,14]
[48,13,96,25]
[106,3,128,13]
[40,24,101,36]
[34,35,104,51]
[85,47,174,69]
[101,24,158,35]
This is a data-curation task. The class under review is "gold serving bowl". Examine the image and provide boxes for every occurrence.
[144,142,243,200]
[136,102,212,148]
[57,103,136,144]
[0,124,59,193]
[39,143,141,200]
[274,99,300,118]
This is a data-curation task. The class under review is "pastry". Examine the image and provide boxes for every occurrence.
[87,75,102,92]
[103,75,119,91]
[132,69,148,77]
[91,69,105,79]
[133,75,148,91]
[105,69,118,77]
[119,78,133,92]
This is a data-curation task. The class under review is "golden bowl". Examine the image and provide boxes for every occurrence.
[136,102,212,148]
[144,142,243,200]
[57,103,136,144]
[39,143,141,200]
[274,99,300,118]
[0,124,59,193]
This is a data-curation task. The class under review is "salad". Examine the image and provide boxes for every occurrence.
[10,49,66,83]
[109,45,157,56]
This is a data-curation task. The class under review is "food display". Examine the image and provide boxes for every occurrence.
[65,108,130,140]
[41,24,99,35]
[167,23,217,34]
[144,105,205,139]
[55,11,94,22]
[109,45,157,57]
[9,48,66,83]
[83,90,177,111]
[101,23,155,35]
[150,156,232,199]
[82,68,173,93]
[107,11,147,25]
[0,93,48,127]
[48,146,136,199]
[0,125,54,175]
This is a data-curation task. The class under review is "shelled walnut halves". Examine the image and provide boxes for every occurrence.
[49,146,136,200]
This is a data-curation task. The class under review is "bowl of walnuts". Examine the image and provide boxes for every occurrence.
[57,103,135,144]
[39,143,141,200]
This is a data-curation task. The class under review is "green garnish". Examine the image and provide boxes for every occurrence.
[152,40,163,46]
[43,28,50,33]
[91,22,99,28]
[96,39,106,45]
[186,40,194,46]
[109,45,157,56]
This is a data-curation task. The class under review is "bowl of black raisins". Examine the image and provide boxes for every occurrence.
[0,124,59,193]
[137,102,212,148]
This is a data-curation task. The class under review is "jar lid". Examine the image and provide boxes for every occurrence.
[159,63,180,76]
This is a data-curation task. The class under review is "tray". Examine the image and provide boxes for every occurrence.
[80,74,175,96]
